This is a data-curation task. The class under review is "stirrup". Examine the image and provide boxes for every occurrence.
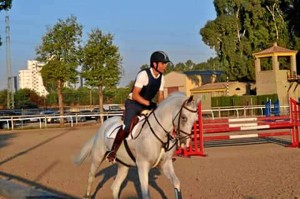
[106,151,116,162]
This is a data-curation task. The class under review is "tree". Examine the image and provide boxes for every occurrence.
[14,88,45,108]
[284,0,300,37]
[0,90,8,108]
[103,86,130,104]
[81,28,122,118]
[45,91,58,107]
[0,0,11,10]
[200,0,293,82]
[36,16,82,125]
[282,0,300,72]
[0,0,12,46]
[140,64,148,70]
[62,87,78,106]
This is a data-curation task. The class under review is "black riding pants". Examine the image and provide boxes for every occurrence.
[123,99,146,133]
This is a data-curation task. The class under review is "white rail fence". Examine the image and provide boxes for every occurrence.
[0,112,123,130]
[0,105,290,130]
[203,105,289,119]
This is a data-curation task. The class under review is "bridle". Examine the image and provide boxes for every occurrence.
[137,97,198,152]
[172,98,198,142]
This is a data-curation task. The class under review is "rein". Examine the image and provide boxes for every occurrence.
[134,97,198,152]
[172,101,198,143]
[135,110,175,152]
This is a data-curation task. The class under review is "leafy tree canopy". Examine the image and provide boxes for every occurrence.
[0,0,12,46]
[0,0,11,10]
[200,0,298,82]
[14,88,44,109]
[81,28,122,114]
[36,15,83,90]
[82,28,122,88]
[36,15,82,123]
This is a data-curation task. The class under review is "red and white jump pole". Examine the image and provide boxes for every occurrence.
[176,97,300,157]
[289,98,300,147]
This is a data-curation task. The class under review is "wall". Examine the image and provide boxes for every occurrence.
[164,71,200,97]
[227,82,247,96]
[256,70,278,95]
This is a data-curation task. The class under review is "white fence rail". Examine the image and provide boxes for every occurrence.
[0,112,123,130]
[203,105,290,119]
[0,105,290,130]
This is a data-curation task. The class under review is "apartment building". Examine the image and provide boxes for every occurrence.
[18,60,48,96]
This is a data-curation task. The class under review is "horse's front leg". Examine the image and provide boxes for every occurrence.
[137,161,151,199]
[160,159,182,199]
[111,164,129,199]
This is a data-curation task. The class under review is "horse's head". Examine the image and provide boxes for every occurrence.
[173,95,200,147]
[148,92,200,150]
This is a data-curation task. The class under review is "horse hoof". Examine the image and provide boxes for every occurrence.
[174,188,182,199]
[83,194,91,199]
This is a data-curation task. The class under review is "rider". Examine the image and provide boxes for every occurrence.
[106,50,171,162]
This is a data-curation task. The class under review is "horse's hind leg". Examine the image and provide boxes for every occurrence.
[85,148,106,198]
[111,164,129,199]
[160,160,182,199]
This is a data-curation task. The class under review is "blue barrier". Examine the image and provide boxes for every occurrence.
[264,100,271,116]
[264,99,280,116]
[273,100,280,116]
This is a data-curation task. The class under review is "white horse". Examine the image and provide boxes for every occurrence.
[74,92,200,199]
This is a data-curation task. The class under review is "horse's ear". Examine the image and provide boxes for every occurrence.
[187,95,193,103]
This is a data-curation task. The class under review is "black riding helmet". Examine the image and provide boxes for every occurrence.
[150,51,171,72]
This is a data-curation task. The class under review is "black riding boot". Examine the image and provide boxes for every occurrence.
[107,128,127,162]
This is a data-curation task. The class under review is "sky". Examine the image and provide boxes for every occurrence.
[0,0,216,89]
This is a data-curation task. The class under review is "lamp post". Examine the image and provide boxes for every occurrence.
[5,10,14,109]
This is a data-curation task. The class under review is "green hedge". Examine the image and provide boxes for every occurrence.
[212,94,278,107]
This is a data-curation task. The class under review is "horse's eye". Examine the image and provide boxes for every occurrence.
[181,115,187,123]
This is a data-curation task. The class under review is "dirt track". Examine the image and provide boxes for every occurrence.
[1,125,300,199]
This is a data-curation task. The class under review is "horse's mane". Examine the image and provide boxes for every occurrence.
[167,91,186,98]
[158,92,187,107]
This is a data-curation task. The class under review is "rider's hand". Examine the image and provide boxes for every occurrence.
[147,101,157,110]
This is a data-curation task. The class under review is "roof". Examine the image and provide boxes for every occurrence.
[190,81,241,91]
[183,70,225,76]
[253,42,298,57]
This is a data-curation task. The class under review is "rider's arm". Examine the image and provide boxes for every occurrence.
[132,71,150,106]
[157,76,165,103]
[157,91,164,103]
[132,86,150,106]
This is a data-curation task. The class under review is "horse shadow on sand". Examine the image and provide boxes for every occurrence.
[204,137,292,148]
[91,164,168,199]
[0,132,16,149]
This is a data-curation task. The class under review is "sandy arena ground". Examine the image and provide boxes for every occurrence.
[1,125,300,199]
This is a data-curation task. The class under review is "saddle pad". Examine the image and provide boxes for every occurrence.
[106,115,146,141]
[106,122,123,139]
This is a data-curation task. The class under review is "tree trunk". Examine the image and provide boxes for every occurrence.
[57,80,64,127]
[267,3,279,40]
[98,85,103,124]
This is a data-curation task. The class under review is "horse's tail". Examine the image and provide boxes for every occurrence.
[73,134,96,166]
